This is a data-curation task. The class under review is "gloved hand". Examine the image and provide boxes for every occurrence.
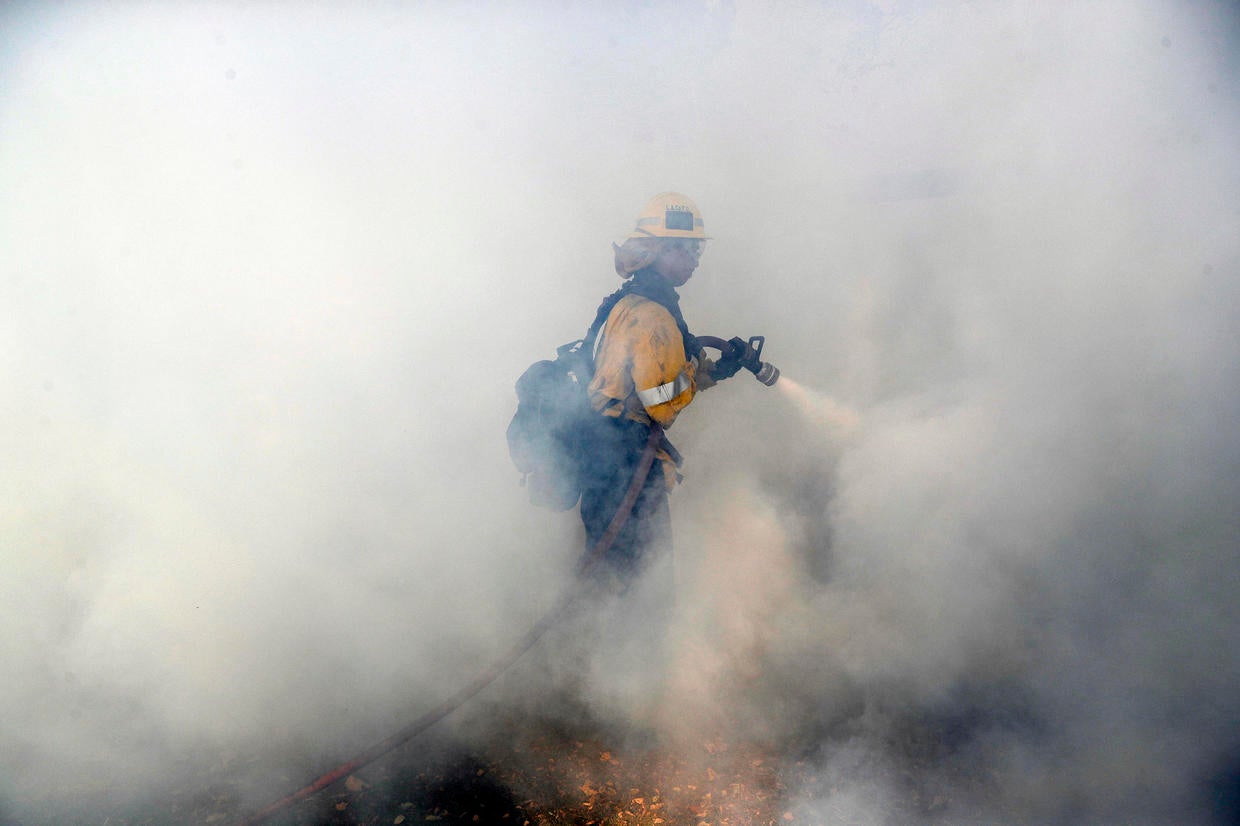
[712,344,744,381]
[731,335,758,368]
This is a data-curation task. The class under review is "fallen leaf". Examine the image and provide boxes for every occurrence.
[394,817,406,825]
[335,802,348,811]
[345,775,368,792]
[783,813,795,821]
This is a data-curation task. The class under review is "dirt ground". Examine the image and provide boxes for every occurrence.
[10,705,1003,826]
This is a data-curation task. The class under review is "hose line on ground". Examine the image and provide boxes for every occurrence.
[235,423,665,826]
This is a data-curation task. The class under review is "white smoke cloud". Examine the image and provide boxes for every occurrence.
[2,0,1238,823]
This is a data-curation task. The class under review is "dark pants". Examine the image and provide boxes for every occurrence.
[574,417,675,732]
[578,416,671,585]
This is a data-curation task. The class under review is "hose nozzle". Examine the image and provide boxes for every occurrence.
[751,360,780,386]
[740,336,780,386]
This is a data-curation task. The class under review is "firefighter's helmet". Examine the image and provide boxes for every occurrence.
[628,192,707,240]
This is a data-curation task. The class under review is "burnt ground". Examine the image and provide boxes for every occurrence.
[7,697,1236,825]
[22,726,802,826]
[1,702,1009,826]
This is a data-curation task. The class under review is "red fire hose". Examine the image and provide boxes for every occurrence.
[235,424,665,825]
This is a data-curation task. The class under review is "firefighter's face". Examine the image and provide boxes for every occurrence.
[652,238,703,287]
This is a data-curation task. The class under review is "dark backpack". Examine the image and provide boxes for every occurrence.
[506,338,596,510]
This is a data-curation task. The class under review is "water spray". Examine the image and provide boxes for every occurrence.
[776,376,862,434]
[698,335,857,433]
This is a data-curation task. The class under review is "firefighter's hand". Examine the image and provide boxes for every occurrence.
[727,337,758,370]
[712,351,743,380]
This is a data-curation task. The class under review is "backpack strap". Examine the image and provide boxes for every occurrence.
[583,270,702,367]
[584,286,629,353]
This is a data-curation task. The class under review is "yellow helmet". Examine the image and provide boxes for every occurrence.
[628,191,707,240]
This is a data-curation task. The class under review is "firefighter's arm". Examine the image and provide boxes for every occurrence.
[630,305,696,427]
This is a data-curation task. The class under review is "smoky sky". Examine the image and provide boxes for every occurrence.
[2,1,1238,824]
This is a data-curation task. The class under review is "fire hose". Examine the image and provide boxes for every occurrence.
[236,335,779,824]
[235,424,666,826]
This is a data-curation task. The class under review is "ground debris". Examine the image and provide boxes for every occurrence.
[455,731,791,826]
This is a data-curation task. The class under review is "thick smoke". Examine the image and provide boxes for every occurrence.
[2,1,1237,824]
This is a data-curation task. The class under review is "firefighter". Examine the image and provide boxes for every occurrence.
[578,192,740,585]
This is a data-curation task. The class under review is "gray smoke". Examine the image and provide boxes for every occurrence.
[2,1,1237,823]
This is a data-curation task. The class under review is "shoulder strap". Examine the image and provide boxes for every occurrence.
[582,281,636,360]
[623,270,701,359]
[580,269,702,368]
